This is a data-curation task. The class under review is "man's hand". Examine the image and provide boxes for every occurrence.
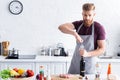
[79,49,88,57]
[73,31,83,43]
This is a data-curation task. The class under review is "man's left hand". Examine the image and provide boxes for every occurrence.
[79,49,88,57]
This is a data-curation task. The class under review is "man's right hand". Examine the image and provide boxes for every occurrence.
[58,23,83,43]
[73,31,83,43]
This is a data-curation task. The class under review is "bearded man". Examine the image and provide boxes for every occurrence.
[58,3,106,74]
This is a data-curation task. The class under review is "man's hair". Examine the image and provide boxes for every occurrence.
[82,3,95,11]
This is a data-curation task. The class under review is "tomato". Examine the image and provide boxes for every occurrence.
[27,69,34,77]
[13,68,18,72]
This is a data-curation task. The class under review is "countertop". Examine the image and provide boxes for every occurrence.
[0,55,120,63]
[0,56,72,62]
[52,74,119,80]
[0,56,120,80]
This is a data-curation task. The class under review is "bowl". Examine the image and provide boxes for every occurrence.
[10,76,33,80]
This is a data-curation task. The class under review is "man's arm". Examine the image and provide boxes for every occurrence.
[80,40,105,57]
[58,23,83,43]
[58,23,75,35]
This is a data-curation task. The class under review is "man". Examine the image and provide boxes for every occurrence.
[58,3,106,74]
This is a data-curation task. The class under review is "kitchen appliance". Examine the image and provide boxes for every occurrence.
[54,48,61,56]
[60,47,68,56]
[53,43,68,56]
[2,41,10,56]
[54,47,68,56]
[6,48,19,59]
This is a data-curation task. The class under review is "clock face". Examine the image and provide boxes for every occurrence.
[8,0,23,15]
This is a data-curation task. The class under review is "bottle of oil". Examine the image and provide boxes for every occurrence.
[39,66,44,80]
[107,63,111,79]
[94,62,101,80]
[80,56,85,77]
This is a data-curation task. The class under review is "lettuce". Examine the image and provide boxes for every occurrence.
[0,69,10,79]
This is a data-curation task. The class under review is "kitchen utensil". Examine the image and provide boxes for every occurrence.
[2,41,10,56]
[6,48,19,59]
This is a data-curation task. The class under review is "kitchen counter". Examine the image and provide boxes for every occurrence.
[52,74,119,80]
[0,55,120,62]
[0,55,120,79]
[0,56,72,62]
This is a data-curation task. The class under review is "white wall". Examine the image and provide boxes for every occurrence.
[0,0,120,55]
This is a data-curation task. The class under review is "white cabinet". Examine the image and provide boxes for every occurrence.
[111,63,120,76]
[0,57,120,78]
[36,62,50,75]
[36,62,67,75]
[98,62,120,76]
[98,62,108,74]
[0,61,67,76]
[66,62,71,73]
[0,62,35,71]
[51,62,66,75]
[67,60,120,76]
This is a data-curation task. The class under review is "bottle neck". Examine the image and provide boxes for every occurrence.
[81,56,84,61]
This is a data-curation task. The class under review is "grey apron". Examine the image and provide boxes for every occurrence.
[68,22,97,74]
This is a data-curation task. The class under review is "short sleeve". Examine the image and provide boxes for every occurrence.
[97,24,106,40]
[72,20,83,30]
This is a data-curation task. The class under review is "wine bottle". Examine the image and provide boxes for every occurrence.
[80,56,85,77]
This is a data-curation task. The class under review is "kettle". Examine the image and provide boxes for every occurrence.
[59,47,68,56]
[11,48,19,54]
[54,48,61,56]
[54,43,68,56]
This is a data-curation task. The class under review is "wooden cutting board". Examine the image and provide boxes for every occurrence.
[51,75,82,80]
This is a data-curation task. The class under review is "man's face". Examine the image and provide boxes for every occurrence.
[82,10,95,26]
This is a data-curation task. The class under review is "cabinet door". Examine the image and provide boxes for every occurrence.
[98,62,120,76]
[98,62,108,74]
[36,62,67,75]
[66,62,71,73]
[1,62,35,70]
[110,63,120,76]
[36,62,50,75]
[51,62,66,75]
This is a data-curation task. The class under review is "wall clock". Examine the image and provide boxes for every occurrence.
[8,0,23,15]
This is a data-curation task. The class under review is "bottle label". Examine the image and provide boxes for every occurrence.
[81,70,85,72]
[80,56,85,77]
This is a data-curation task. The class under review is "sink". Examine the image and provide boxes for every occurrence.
[112,56,120,59]
[98,56,113,59]
[19,55,36,59]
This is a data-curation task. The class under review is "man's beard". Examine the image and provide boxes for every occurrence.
[83,19,93,27]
